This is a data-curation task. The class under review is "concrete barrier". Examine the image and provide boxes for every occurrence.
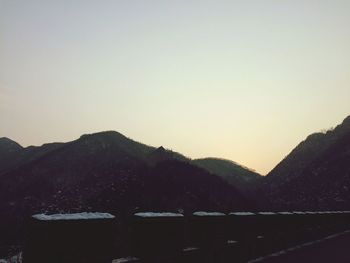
[23,210,350,263]
[23,212,115,263]
[227,212,257,261]
[189,212,227,263]
[131,212,185,261]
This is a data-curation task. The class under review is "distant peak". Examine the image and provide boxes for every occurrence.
[79,130,126,140]
[0,137,14,142]
[197,157,239,166]
[0,137,23,150]
[194,157,260,175]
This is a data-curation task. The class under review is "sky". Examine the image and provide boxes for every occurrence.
[1,0,350,175]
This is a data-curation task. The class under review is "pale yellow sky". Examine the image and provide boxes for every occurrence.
[1,0,350,174]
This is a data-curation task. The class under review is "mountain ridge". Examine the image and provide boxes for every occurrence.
[0,130,256,253]
[192,157,261,190]
[260,115,350,210]
[0,131,256,183]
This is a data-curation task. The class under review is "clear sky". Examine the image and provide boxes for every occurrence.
[1,0,349,175]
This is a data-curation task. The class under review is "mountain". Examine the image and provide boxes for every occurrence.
[0,137,65,175]
[0,137,23,174]
[268,116,350,181]
[0,131,254,254]
[0,137,23,153]
[0,131,252,213]
[260,116,350,210]
[192,158,262,190]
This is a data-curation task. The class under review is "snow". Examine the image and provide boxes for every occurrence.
[193,211,225,216]
[32,212,115,221]
[258,212,276,215]
[134,212,184,218]
[292,211,307,215]
[277,212,293,215]
[304,211,318,214]
[229,212,255,216]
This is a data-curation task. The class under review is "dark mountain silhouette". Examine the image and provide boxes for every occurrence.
[0,137,64,175]
[0,137,23,174]
[192,158,262,190]
[0,131,254,253]
[260,116,350,210]
[0,137,23,152]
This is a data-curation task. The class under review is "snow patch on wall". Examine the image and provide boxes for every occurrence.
[32,212,115,221]
[134,212,183,218]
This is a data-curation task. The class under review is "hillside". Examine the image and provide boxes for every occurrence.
[0,137,64,175]
[261,116,350,210]
[0,137,23,174]
[192,158,261,190]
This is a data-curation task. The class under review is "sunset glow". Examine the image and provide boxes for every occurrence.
[1,0,350,174]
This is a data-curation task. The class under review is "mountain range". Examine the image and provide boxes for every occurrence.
[1,115,350,256]
[0,131,258,254]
